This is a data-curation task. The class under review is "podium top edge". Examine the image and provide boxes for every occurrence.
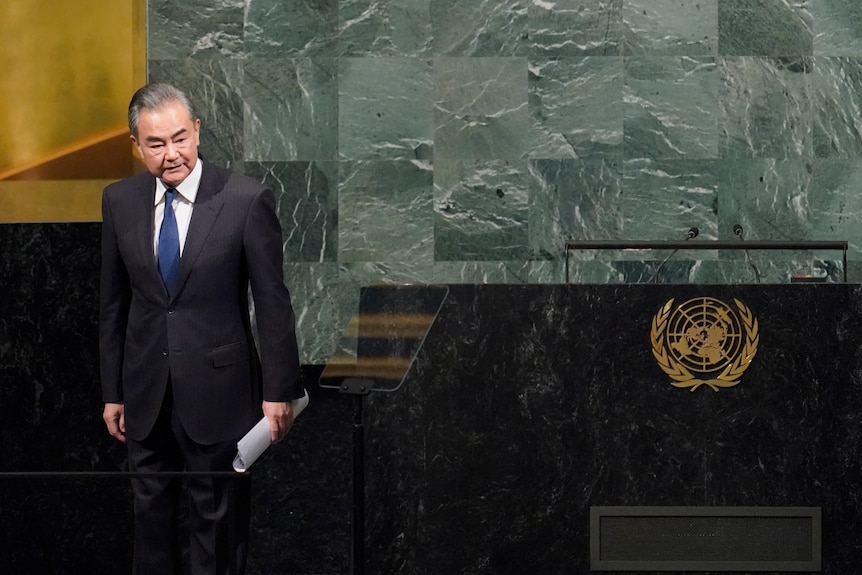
[564,240,848,250]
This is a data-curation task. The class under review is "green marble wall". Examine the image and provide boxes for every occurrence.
[147,0,862,363]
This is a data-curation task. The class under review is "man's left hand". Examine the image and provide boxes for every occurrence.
[262,401,294,443]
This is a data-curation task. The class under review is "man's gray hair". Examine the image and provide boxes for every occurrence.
[128,83,197,137]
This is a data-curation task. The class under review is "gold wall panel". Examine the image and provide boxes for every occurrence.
[0,181,113,223]
[0,0,146,223]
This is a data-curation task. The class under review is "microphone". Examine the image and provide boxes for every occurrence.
[652,227,699,283]
[733,224,761,283]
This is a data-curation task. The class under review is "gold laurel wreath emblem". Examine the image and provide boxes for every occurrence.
[650,298,759,392]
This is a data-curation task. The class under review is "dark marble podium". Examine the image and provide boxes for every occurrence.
[358,284,862,574]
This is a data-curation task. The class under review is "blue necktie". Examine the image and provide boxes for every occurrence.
[158,188,180,296]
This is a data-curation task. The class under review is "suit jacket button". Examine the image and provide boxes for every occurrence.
[168,308,175,314]
[162,348,169,356]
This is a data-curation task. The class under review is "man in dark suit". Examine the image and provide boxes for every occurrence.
[99,83,303,575]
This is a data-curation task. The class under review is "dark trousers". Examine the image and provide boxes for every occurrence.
[126,381,251,575]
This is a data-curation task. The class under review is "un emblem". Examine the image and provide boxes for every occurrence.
[650,297,759,391]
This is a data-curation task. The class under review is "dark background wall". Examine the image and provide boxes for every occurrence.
[0,223,352,574]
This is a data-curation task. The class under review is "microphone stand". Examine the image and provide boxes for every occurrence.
[651,227,699,284]
[734,224,762,283]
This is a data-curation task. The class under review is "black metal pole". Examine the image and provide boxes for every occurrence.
[352,393,365,575]
[563,239,850,283]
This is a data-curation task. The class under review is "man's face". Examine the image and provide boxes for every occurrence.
[131,99,200,188]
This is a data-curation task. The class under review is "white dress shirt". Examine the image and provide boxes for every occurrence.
[153,159,203,258]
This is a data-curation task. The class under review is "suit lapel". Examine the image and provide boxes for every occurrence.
[171,163,225,301]
[130,175,165,293]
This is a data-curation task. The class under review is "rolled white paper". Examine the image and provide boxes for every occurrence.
[232,390,309,472]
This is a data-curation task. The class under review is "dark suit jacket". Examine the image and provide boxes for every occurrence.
[99,162,303,444]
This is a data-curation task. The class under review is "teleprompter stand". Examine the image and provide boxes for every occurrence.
[318,284,449,575]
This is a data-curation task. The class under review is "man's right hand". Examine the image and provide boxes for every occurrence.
[103,403,126,443]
